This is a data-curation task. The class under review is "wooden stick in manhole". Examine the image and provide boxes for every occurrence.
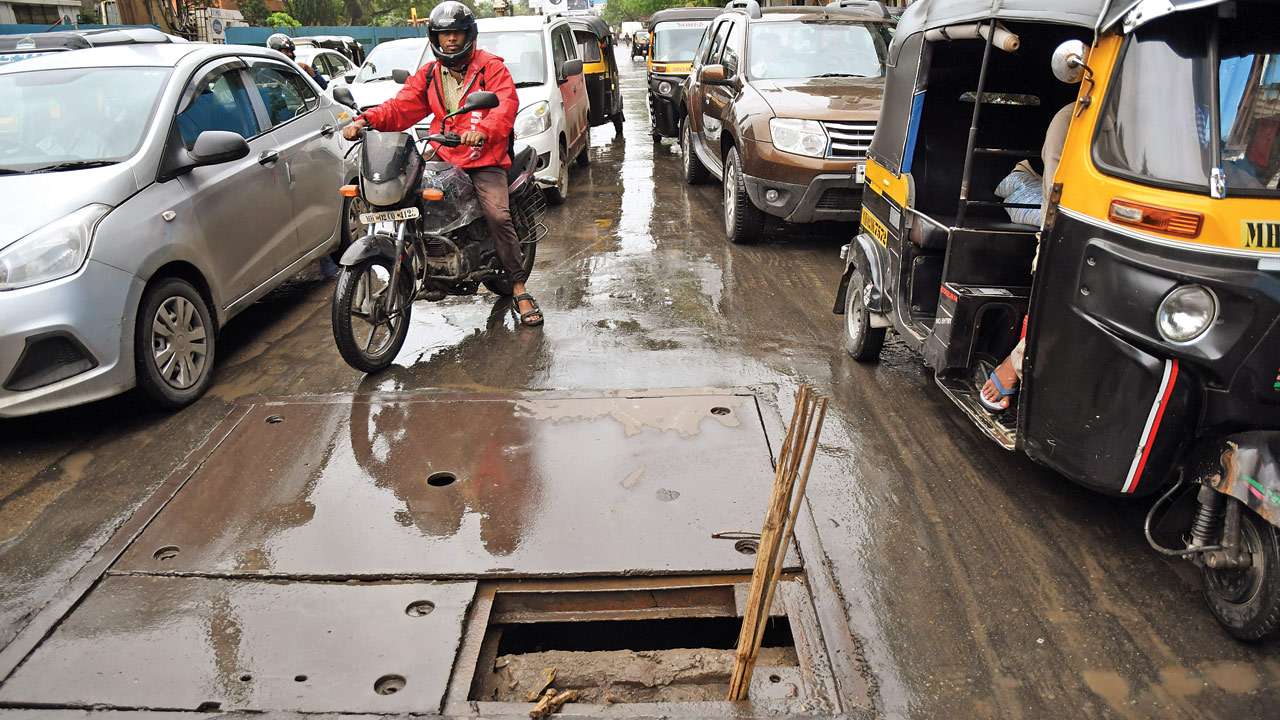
[729,385,828,700]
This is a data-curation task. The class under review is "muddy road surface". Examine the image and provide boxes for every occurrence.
[1,52,1276,719]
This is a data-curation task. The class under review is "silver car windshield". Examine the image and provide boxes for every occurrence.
[747,22,885,81]
[0,66,170,174]
[356,42,428,83]
[477,31,546,87]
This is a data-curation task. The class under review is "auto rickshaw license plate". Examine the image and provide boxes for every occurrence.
[359,207,420,224]
[856,163,866,184]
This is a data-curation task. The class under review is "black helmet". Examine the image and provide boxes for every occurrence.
[266,33,296,57]
[428,1,478,69]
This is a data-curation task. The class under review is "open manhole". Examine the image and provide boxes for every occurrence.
[456,580,824,709]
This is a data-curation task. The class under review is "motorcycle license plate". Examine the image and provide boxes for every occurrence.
[359,207,420,224]
[856,163,866,184]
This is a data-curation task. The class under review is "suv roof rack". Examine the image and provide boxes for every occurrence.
[0,27,184,53]
[725,0,762,20]
[825,0,891,19]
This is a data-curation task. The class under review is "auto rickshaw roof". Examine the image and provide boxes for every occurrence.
[895,0,1106,37]
[1098,0,1232,33]
[647,7,725,27]
[568,14,612,41]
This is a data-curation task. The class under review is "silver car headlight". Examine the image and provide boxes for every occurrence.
[1156,285,1217,343]
[514,101,551,140]
[0,204,110,291]
[769,118,828,158]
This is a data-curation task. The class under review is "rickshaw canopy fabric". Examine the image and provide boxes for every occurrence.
[647,7,726,28]
[567,14,613,42]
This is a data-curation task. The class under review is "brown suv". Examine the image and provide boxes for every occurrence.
[681,3,889,243]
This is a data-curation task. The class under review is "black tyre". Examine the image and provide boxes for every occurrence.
[544,141,570,205]
[135,277,216,409]
[331,256,413,373]
[723,148,764,245]
[843,265,886,362]
[652,131,663,143]
[1202,506,1280,641]
[681,118,710,185]
[613,113,624,136]
[331,194,368,263]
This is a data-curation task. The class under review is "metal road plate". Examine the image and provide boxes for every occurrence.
[0,576,475,713]
[114,394,791,577]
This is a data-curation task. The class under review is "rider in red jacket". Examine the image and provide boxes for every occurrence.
[344,1,543,326]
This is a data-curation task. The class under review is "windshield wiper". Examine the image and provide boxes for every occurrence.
[29,160,118,174]
[514,81,543,88]
[0,168,25,175]
[813,73,866,79]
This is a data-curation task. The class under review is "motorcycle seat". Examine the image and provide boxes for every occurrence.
[508,145,536,186]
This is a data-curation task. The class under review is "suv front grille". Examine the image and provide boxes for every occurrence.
[823,120,876,159]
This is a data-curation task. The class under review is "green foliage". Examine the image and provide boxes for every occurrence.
[602,0,720,26]
[286,0,342,25]
[239,0,271,26]
[266,11,303,27]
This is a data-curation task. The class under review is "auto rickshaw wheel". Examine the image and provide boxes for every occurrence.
[613,113,624,135]
[843,265,885,362]
[1201,506,1280,641]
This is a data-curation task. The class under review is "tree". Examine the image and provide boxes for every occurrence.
[287,0,341,25]
[267,11,303,27]
[239,0,271,26]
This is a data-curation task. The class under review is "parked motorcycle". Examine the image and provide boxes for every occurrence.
[328,89,546,373]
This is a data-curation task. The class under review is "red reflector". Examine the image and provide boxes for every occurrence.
[1108,199,1202,238]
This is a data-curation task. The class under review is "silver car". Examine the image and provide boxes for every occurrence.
[0,42,356,417]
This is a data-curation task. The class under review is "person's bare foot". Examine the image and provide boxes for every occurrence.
[980,356,1019,411]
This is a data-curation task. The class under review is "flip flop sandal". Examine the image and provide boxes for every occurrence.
[979,370,1017,413]
[513,293,544,327]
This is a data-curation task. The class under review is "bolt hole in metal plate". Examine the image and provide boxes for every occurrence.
[153,545,180,561]
[375,674,407,695]
[735,539,759,555]
[112,394,794,577]
[266,415,284,424]
[426,471,457,487]
[710,406,732,416]
[0,577,476,713]
[406,600,436,616]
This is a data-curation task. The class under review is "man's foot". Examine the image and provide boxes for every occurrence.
[514,293,543,327]
[980,357,1019,412]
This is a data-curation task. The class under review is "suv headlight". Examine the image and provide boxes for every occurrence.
[514,101,551,139]
[769,118,828,158]
[1156,285,1217,343]
[0,204,110,291]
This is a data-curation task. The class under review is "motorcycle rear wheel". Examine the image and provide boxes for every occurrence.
[332,256,413,373]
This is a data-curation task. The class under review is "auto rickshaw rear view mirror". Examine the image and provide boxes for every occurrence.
[1109,199,1203,239]
[1051,39,1089,84]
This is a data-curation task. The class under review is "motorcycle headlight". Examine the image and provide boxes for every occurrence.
[769,118,828,158]
[657,80,674,96]
[0,204,110,291]
[1156,285,1217,343]
[514,101,551,140]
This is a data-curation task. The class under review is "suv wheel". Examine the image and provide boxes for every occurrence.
[681,118,710,185]
[723,148,763,245]
[135,277,216,409]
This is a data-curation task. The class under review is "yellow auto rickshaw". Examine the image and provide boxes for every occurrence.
[646,6,721,142]
[569,15,625,134]
[836,0,1280,640]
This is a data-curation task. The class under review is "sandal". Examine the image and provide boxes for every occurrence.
[513,293,544,327]
[979,370,1017,413]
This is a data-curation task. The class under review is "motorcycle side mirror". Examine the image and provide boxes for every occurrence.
[392,68,410,84]
[1051,39,1089,84]
[332,86,358,109]
[449,91,500,118]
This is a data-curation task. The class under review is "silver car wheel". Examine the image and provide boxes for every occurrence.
[151,296,208,390]
[724,156,737,236]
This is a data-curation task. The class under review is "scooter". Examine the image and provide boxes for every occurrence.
[328,89,546,373]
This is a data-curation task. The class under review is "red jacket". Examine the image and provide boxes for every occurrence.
[360,49,519,170]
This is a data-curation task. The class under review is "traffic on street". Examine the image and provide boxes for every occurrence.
[0,0,1277,718]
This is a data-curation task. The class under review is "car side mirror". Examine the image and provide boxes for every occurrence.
[1051,39,1088,84]
[559,59,583,82]
[449,90,500,118]
[332,86,358,109]
[700,64,729,86]
[343,73,356,84]
[392,68,410,84]
[190,130,250,167]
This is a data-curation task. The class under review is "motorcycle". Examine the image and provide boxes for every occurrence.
[328,89,547,373]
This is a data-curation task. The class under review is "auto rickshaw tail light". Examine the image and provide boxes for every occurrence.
[1109,199,1202,238]
[339,185,358,198]
[422,188,445,202]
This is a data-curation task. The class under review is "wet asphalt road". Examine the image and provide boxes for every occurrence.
[1,51,1277,719]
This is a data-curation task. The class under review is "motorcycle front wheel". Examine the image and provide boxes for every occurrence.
[332,256,413,373]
